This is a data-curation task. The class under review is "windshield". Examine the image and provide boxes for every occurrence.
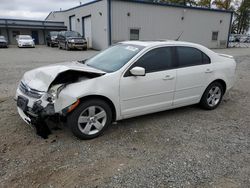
[65,31,81,37]
[50,32,58,36]
[19,36,32,40]
[85,44,144,73]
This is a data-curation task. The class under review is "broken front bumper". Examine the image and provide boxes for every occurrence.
[16,87,56,124]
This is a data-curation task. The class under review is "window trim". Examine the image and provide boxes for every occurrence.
[175,46,211,68]
[124,46,176,77]
[69,14,76,31]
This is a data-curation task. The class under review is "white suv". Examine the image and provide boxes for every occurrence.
[16,41,236,139]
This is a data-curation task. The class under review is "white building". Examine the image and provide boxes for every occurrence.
[45,0,233,50]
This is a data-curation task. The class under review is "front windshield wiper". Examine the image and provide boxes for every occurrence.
[78,59,87,64]
[77,60,107,73]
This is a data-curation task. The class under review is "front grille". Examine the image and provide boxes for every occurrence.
[74,43,84,45]
[74,39,83,43]
[19,82,44,99]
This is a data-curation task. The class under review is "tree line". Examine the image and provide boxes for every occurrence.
[143,0,250,34]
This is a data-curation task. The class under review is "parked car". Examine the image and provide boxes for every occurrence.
[16,41,236,139]
[46,31,59,47]
[234,35,241,42]
[229,35,235,42]
[246,36,250,43]
[57,31,87,50]
[240,35,248,43]
[16,35,35,48]
[0,36,8,48]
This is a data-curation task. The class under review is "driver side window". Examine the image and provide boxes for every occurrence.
[126,47,174,76]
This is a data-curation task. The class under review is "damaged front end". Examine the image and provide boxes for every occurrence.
[16,63,105,138]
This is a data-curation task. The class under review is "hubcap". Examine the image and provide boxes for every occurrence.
[77,106,107,135]
[207,86,222,107]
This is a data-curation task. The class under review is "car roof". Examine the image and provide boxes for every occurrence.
[120,40,204,48]
[18,35,31,37]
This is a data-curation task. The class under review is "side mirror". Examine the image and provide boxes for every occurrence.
[130,67,146,76]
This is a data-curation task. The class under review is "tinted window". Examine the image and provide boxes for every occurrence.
[203,53,211,64]
[177,47,203,67]
[50,32,58,36]
[132,47,173,73]
[65,31,81,37]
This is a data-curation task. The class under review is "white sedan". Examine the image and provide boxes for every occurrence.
[16,41,236,139]
[16,35,35,48]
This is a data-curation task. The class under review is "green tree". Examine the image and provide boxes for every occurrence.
[233,0,250,34]
[157,0,197,6]
[197,0,212,8]
[212,0,235,10]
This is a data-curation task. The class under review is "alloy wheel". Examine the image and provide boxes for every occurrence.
[207,86,222,107]
[77,106,107,135]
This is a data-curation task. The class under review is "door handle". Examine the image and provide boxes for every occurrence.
[163,75,175,80]
[205,69,213,73]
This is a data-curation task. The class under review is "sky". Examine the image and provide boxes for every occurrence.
[0,0,93,20]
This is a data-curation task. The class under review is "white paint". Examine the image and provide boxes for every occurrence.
[70,15,76,31]
[83,16,92,48]
[16,41,236,124]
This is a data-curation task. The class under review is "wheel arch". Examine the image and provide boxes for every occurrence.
[78,95,117,122]
[209,79,227,94]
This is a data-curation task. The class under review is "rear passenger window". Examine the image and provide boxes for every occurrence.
[133,47,173,73]
[177,47,203,67]
[202,53,211,64]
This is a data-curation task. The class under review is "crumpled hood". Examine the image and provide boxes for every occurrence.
[22,61,105,92]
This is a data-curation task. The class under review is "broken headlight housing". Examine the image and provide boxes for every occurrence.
[46,84,65,103]
[68,39,75,43]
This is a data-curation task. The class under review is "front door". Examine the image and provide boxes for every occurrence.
[120,47,176,118]
[31,31,39,44]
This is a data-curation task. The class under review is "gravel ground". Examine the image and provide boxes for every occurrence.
[0,46,249,188]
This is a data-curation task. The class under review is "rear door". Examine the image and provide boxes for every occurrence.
[120,47,177,118]
[174,46,213,106]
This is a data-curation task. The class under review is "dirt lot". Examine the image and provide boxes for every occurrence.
[0,46,249,188]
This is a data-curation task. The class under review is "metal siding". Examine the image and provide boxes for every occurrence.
[46,0,109,50]
[111,1,231,48]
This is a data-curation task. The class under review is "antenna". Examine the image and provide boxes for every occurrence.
[175,31,184,41]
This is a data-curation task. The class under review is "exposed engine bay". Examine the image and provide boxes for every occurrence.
[16,63,105,138]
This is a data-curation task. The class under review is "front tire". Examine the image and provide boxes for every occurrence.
[200,82,224,110]
[67,99,112,139]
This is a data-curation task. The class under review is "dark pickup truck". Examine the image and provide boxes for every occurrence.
[57,31,87,50]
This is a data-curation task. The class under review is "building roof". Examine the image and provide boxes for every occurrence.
[0,18,67,30]
[46,0,232,20]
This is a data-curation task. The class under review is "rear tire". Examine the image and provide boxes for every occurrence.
[200,82,224,110]
[67,99,112,140]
